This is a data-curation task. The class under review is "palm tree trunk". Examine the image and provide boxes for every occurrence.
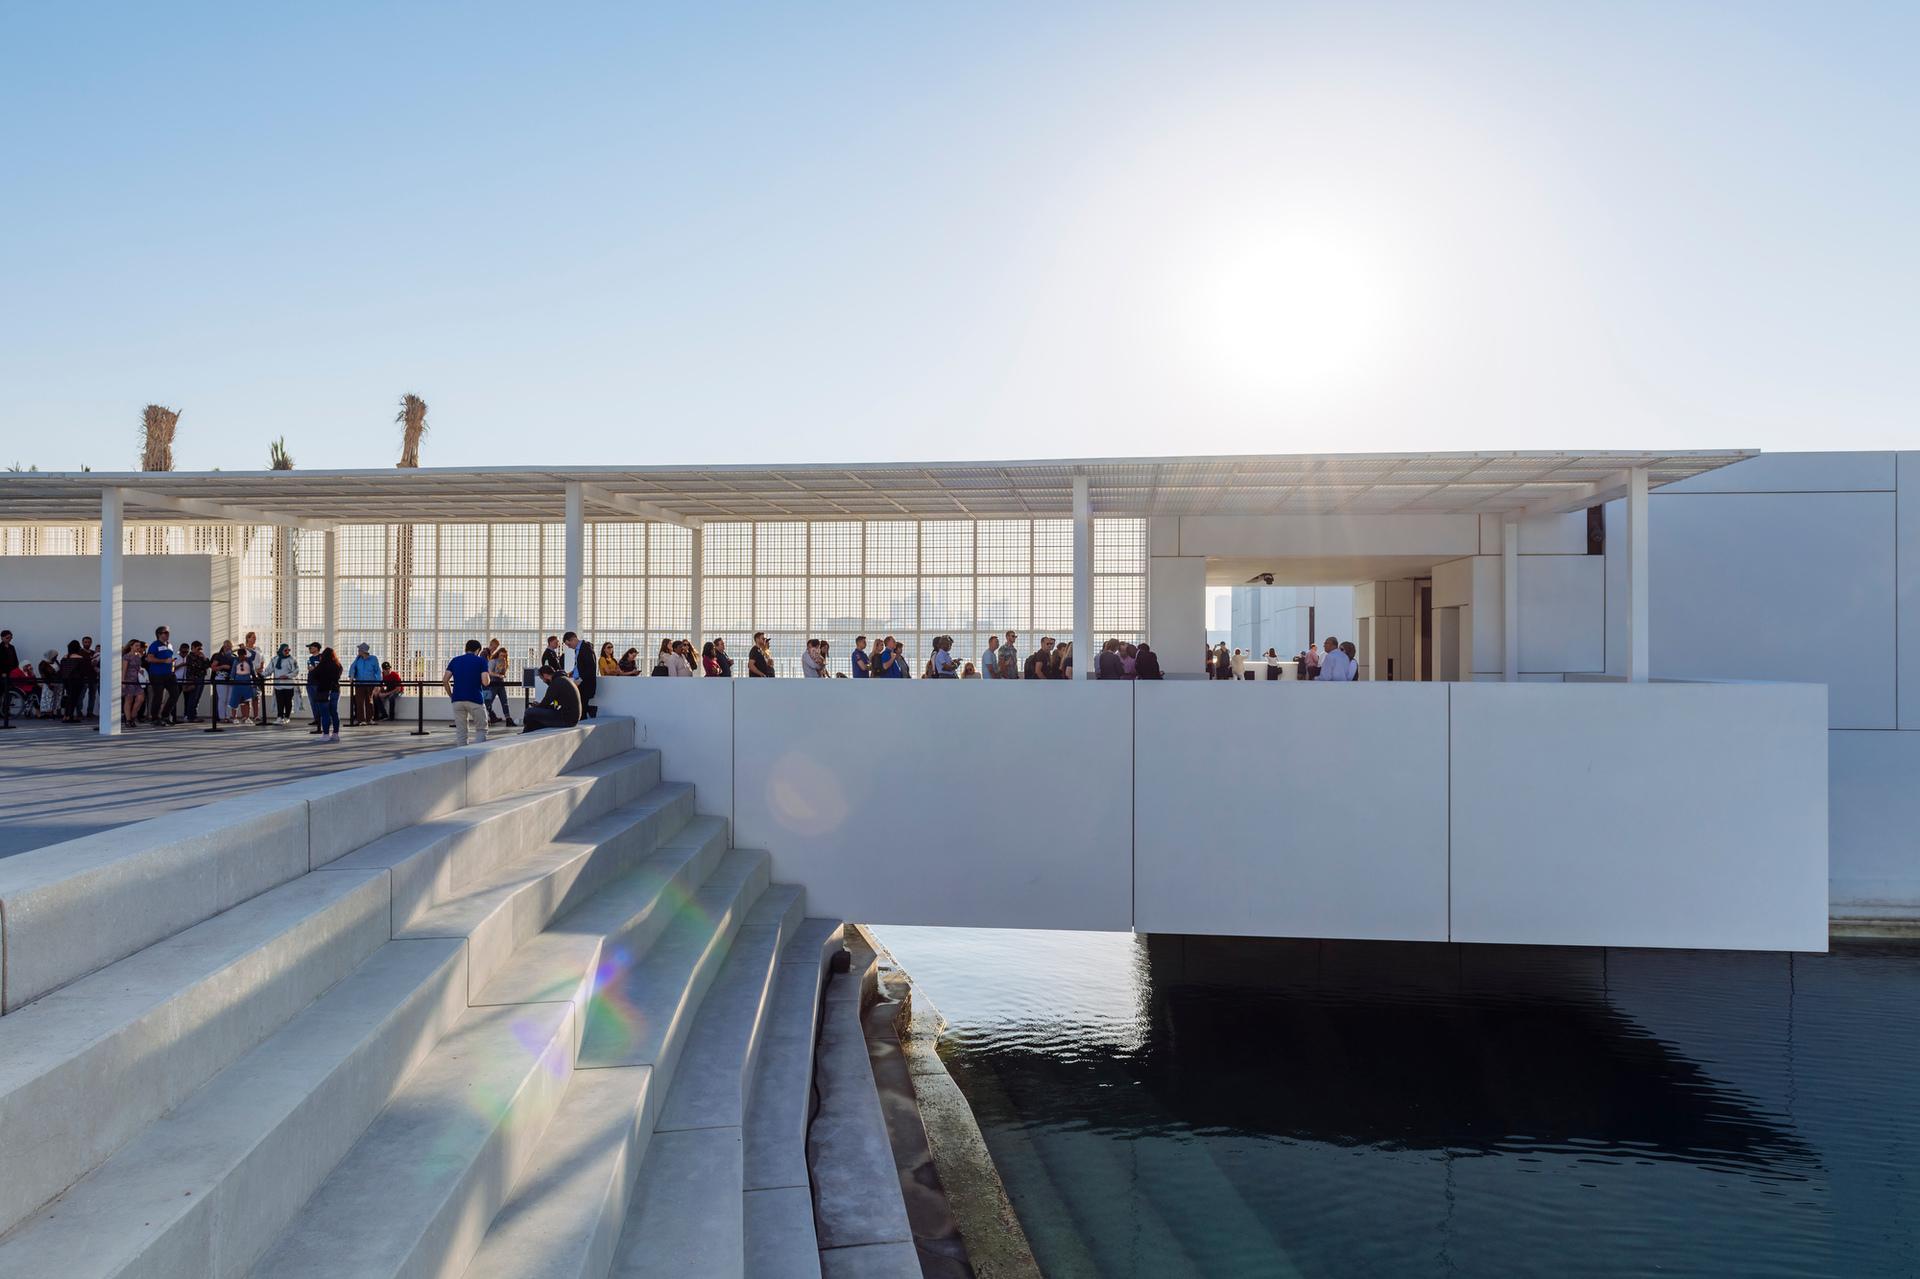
[392,395,429,676]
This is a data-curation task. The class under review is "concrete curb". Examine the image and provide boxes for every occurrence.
[856,926,1042,1279]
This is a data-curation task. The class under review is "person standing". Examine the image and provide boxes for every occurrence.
[181,641,210,721]
[1317,637,1354,682]
[997,632,1019,680]
[851,636,871,678]
[484,640,515,724]
[145,625,180,724]
[748,632,776,678]
[79,637,98,718]
[540,636,567,678]
[979,635,998,680]
[801,640,826,678]
[1265,648,1283,680]
[1097,638,1125,681]
[710,637,734,677]
[120,640,147,728]
[563,631,597,717]
[1024,637,1053,681]
[311,647,343,741]
[58,640,90,722]
[0,631,16,686]
[304,641,325,729]
[228,643,259,724]
[348,643,381,725]
[1135,643,1163,680]
[268,643,301,723]
[444,638,492,746]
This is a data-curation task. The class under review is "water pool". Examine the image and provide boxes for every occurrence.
[872,928,1920,1278]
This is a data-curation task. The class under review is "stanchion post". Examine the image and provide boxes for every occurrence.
[205,676,224,733]
[411,680,429,737]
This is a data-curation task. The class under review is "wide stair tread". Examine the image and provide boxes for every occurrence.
[252,999,575,1279]
[0,867,391,1237]
[612,906,842,1279]
[401,783,697,999]
[323,748,662,929]
[461,855,782,1279]
[0,938,466,1278]
[472,816,733,1053]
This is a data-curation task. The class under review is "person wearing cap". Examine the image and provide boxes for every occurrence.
[305,642,326,731]
[348,643,382,726]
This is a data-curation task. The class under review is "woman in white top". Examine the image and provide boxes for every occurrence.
[665,642,694,677]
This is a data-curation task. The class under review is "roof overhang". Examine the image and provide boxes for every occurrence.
[0,450,1757,526]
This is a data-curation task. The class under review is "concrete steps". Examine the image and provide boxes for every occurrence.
[254,999,577,1278]
[0,720,635,1014]
[0,750,673,1247]
[460,862,792,1279]
[0,939,468,1277]
[321,748,664,931]
[611,912,846,1279]
[0,721,863,1279]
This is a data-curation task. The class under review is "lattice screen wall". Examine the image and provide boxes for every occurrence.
[1,518,1147,677]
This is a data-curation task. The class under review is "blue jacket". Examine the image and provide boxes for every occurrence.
[349,654,381,685]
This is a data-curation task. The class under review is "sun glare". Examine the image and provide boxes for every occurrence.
[1180,228,1401,404]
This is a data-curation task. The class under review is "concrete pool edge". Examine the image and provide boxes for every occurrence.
[857,925,1043,1279]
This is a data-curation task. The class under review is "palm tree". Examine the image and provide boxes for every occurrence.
[139,405,181,552]
[140,405,180,471]
[392,394,428,675]
[268,437,294,470]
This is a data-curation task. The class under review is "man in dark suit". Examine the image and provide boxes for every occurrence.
[1097,638,1126,681]
[563,630,597,718]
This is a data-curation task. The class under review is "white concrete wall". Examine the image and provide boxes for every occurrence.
[598,678,1827,949]
[0,555,237,660]
[1132,682,1449,939]
[1147,555,1207,677]
[1597,451,1918,915]
[733,680,1135,930]
[1449,682,1829,951]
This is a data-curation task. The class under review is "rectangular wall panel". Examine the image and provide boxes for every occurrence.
[1133,681,1450,940]
[732,680,1135,929]
[1449,682,1829,951]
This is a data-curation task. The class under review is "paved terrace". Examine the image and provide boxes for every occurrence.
[0,720,467,858]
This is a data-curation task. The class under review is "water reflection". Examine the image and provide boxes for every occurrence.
[874,928,1920,1279]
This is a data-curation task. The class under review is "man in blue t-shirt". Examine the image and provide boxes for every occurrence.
[145,625,180,723]
[851,636,870,678]
[443,638,492,746]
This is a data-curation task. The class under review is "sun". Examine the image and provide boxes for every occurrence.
[1180,227,1400,403]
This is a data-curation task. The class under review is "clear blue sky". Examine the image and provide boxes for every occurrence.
[3,2,1913,474]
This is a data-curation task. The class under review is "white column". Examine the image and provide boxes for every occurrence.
[1071,475,1092,678]
[322,528,337,654]
[564,481,584,637]
[1502,518,1519,682]
[688,524,704,656]
[99,487,124,736]
[1626,466,1649,683]
[1147,555,1207,677]
[277,525,298,647]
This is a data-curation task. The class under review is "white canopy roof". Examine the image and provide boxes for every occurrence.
[0,449,1754,527]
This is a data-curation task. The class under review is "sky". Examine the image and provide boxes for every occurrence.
[2,2,1914,474]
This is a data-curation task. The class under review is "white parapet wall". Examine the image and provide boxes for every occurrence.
[597,677,1830,951]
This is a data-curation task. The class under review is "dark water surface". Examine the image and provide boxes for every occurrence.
[871,928,1920,1278]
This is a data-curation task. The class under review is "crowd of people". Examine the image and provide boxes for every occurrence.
[2,620,1369,738]
[579,630,1166,680]
[1205,637,1360,681]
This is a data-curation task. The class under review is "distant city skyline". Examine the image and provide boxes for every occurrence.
[4,4,1914,474]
